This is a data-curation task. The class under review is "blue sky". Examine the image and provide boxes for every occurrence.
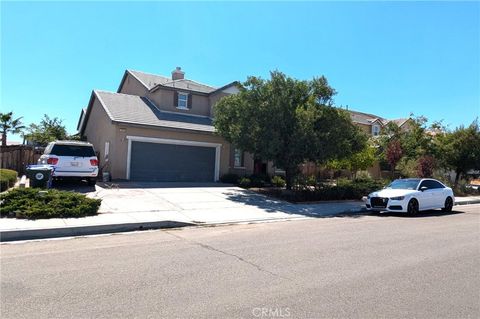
[1,1,479,141]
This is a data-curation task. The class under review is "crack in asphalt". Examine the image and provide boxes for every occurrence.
[164,230,290,281]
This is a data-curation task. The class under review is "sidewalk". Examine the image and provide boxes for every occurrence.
[1,186,479,242]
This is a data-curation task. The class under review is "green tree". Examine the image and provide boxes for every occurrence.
[214,71,366,189]
[25,115,68,146]
[327,143,376,178]
[0,112,25,146]
[400,115,432,159]
[439,120,480,187]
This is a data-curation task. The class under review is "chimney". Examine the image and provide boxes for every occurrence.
[171,67,185,80]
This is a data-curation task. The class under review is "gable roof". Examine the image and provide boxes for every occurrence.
[387,118,410,127]
[151,78,217,94]
[128,70,171,90]
[80,90,214,135]
[118,69,238,95]
[348,110,387,126]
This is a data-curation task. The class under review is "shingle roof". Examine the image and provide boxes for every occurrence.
[128,70,217,94]
[387,118,410,127]
[158,79,217,94]
[128,70,171,90]
[95,90,214,133]
[348,110,387,126]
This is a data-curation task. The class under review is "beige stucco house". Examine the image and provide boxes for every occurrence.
[301,110,412,178]
[78,67,411,182]
[77,67,272,182]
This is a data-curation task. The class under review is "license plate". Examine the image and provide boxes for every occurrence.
[71,162,80,167]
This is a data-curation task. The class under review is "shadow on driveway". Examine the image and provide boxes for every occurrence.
[51,180,96,194]
[224,188,367,218]
[224,189,466,220]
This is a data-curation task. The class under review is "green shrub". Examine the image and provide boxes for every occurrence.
[260,178,388,202]
[355,170,372,180]
[238,177,251,188]
[0,169,18,192]
[220,173,240,184]
[0,188,101,219]
[248,174,270,188]
[306,175,317,186]
[271,175,286,188]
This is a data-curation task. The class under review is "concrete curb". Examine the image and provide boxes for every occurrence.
[455,199,480,206]
[0,220,195,242]
[2,201,478,242]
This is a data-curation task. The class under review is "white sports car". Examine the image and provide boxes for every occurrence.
[365,178,455,215]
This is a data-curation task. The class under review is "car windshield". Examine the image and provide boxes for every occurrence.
[386,179,420,190]
[50,145,95,157]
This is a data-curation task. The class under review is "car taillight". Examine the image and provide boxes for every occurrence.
[47,157,58,165]
[90,159,98,166]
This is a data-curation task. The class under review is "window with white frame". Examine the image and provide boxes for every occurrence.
[234,148,244,167]
[177,93,188,109]
[372,125,380,136]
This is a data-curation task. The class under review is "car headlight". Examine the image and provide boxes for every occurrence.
[390,196,405,201]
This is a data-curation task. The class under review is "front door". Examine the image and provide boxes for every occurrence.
[254,159,267,175]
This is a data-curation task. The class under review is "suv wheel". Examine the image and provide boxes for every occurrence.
[87,177,97,186]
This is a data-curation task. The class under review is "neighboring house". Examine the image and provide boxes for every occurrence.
[77,67,273,182]
[301,110,412,178]
[348,110,411,136]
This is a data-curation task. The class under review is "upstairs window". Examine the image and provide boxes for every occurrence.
[177,93,188,109]
[372,125,380,136]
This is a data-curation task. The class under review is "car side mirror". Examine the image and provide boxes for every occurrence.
[420,186,428,192]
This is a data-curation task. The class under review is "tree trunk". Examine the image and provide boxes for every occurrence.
[454,169,461,188]
[1,131,6,146]
[285,167,295,190]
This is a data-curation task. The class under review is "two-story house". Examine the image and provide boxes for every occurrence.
[77,67,272,182]
[301,110,411,178]
[78,67,411,182]
[348,110,411,136]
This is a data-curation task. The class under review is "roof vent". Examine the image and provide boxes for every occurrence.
[171,67,185,80]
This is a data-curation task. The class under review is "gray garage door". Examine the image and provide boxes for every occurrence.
[130,141,216,182]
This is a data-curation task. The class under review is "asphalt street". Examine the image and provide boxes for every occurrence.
[1,204,479,319]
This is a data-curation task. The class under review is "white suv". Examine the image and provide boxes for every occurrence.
[38,141,99,185]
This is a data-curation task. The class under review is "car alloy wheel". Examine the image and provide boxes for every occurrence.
[443,197,453,212]
[407,199,419,215]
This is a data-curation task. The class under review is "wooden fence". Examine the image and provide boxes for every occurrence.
[0,145,42,175]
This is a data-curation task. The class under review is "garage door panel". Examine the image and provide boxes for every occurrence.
[130,142,216,182]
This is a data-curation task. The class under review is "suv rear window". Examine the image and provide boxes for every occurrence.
[50,145,96,157]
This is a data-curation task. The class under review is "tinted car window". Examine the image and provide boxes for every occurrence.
[430,180,445,189]
[419,181,431,189]
[50,145,95,157]
[419,180,444,190]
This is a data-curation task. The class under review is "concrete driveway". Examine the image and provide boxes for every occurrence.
[88,182,364,224]
[0,182,366,242]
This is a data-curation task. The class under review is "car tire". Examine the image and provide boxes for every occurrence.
[87,177,97,186]
[407,199,419,216]
[442,197,453,212]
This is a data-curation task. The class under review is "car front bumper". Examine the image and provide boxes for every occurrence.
[364,198,408,213]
